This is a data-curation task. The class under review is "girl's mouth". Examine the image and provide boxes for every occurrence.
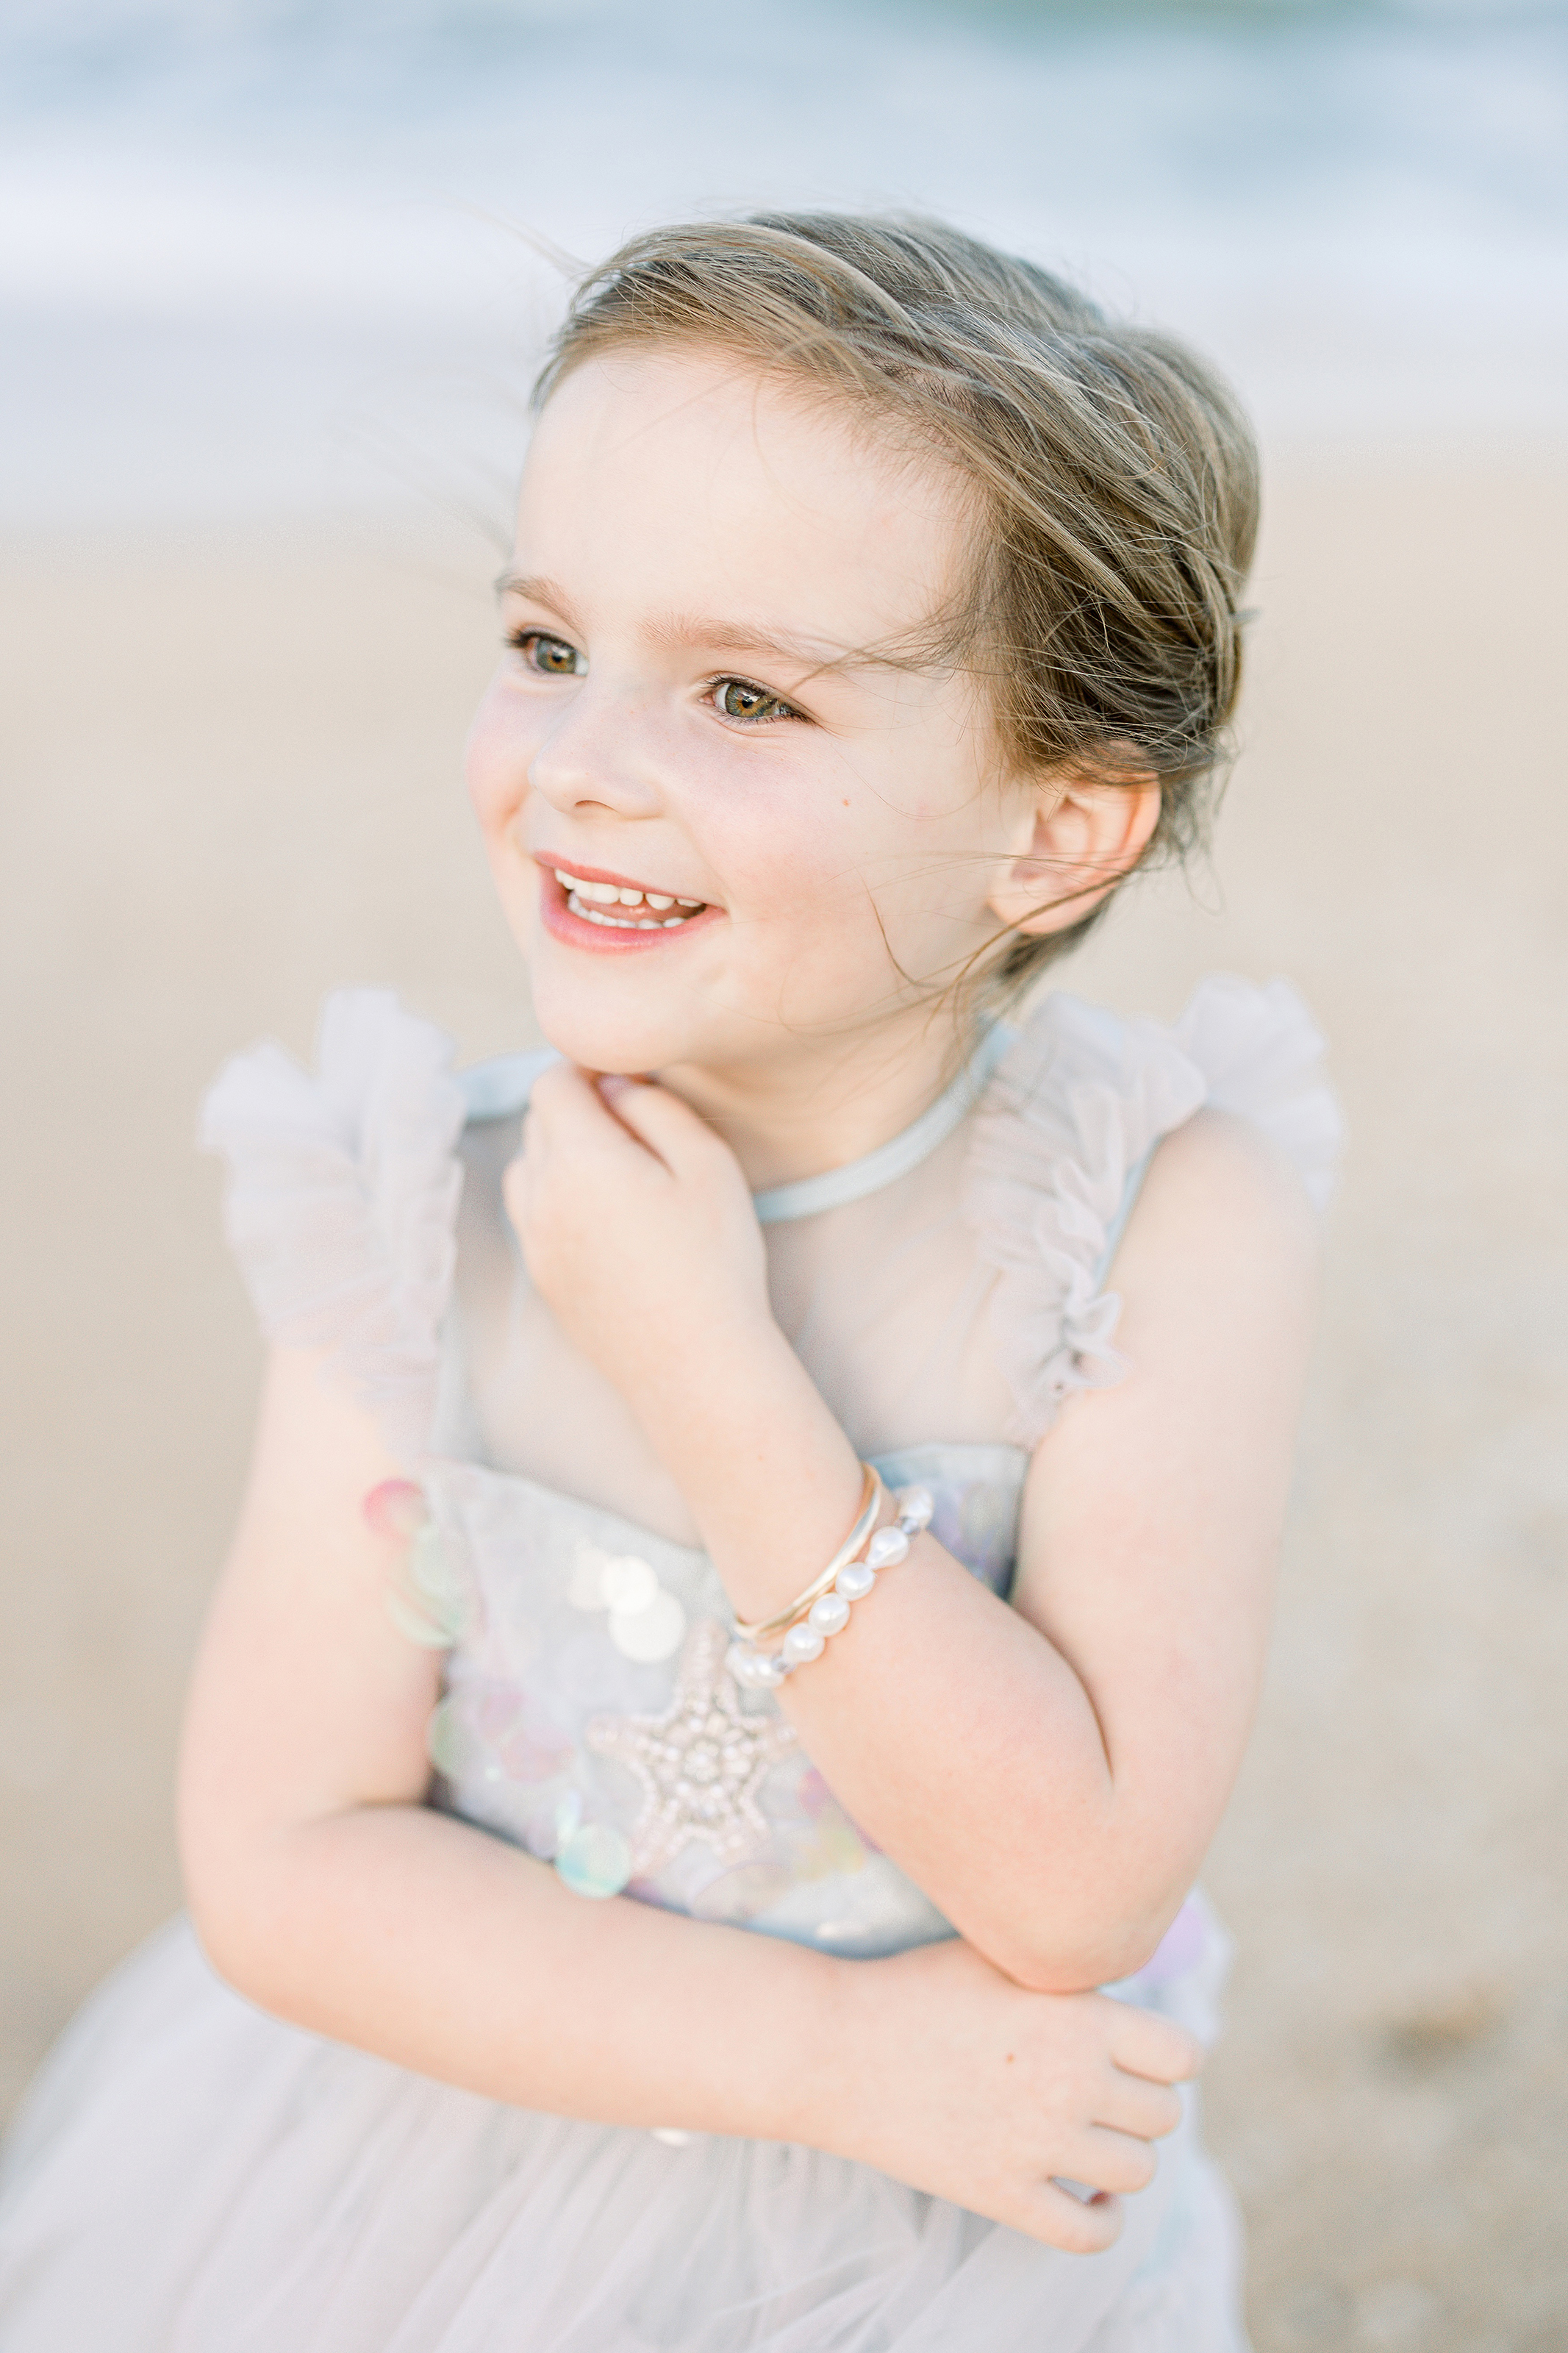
[534,857,723,953]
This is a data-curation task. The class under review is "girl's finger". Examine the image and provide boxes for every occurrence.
[527,1059,609,1126]
[527,1063,662,1163]
[1093,2072,1184,2145]
[1073,2126,1161,2198]
[1107,2007,1204,2088]
[594,1074,736,1176]
[1015,2182,1125,2256]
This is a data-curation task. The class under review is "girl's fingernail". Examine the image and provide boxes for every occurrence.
[597,1074,634,1102]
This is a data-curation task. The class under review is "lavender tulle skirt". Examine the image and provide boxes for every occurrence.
[0,1917,1246,2352]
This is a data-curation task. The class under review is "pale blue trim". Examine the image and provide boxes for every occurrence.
[753,1024,1016,1226]
[459,1046,560,1122]
[458,1023,1017,1227]
[870,1438,1027,1493]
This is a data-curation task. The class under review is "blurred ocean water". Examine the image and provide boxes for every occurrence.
[1,0,1564,518]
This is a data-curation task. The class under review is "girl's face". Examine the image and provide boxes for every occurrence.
[467,346,1035,1081]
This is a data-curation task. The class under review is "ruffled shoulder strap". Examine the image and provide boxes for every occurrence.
[198,990,467,1461]
[1172,973,1341,1211]
[963,974,1341,1450]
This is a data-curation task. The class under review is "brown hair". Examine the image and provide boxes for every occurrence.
[534,211,1259,1008]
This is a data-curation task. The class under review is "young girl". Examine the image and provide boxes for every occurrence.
[0,213,1337,2350]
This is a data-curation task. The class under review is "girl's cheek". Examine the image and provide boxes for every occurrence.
[464,681,533,838]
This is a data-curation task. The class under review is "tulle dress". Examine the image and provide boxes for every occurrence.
[0,976,1339,2353]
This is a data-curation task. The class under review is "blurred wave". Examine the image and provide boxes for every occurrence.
[1,0,1564,517]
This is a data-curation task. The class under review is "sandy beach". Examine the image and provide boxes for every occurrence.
[2,444,1564,2351]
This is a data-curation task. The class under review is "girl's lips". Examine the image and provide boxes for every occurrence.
[533,857,725,956]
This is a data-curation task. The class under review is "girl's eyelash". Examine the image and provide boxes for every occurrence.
[506,626,584,676]
[704,676,803,726]
[504,632,798,725]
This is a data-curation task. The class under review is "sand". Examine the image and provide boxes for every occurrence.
[2,449,1564,2351]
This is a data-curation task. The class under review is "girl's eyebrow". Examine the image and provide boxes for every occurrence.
[495,572,926,679]
[649,612,863,671]
[494,570,585,630]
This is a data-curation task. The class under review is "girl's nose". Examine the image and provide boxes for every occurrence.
[527,686,665,821]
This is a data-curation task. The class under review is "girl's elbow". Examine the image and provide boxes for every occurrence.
[185,1865,289,2012]
[180,1821,314,2021]
[982,1899,1182,1995]
[998,1935,1152,1996]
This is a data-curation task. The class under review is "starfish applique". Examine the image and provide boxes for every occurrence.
[586,1618,797,1877]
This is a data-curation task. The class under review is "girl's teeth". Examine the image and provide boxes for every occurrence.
[554,873,619,904]
[566,890,701,932]
[556,871,709,929]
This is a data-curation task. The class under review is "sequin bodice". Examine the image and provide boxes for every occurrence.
[423,1443,1025,1957]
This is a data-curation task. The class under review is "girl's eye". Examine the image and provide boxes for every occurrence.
[512,629,583,677]
[712,678,798,725]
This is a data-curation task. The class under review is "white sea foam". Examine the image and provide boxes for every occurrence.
[2,0,1564,518]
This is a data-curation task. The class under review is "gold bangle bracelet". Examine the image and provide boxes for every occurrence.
[731,1463,883,1647]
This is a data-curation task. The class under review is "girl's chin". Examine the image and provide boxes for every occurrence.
[524,980,706,1078]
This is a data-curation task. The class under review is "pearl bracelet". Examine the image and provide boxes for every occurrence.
[727,1477,934,1690]
[731,1463,881,1648]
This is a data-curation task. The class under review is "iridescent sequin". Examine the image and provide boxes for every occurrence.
[601,1558,657,1612]
[426,1683,572,1790]
[387,1523,476,1649]
[555,1822,634,1899]
[587,1619,797,1877]
[609,1588,687,1662]
[562,1542,687,1662]
[365,1479,479,1649]
[363,1479,428,1543]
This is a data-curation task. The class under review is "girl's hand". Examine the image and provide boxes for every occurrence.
[506,1064,774,1408]
[820,1938,1201,2252]
[509,1062,867,1613]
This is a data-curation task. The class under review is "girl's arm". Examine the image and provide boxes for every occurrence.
[179,1348,827,2134]
[179,1344,1199,2252]
[515,1073,1322,1996]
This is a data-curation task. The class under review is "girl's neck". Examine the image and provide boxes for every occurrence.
[654,1008,974,1193]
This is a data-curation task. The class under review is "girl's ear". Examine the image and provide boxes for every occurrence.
[986,766,1162,938]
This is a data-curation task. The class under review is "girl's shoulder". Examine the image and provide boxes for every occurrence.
[198,989,470,1458]
[198,991,576,1462]
[974,973,1342,1222]
[962,974,1342,1447]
